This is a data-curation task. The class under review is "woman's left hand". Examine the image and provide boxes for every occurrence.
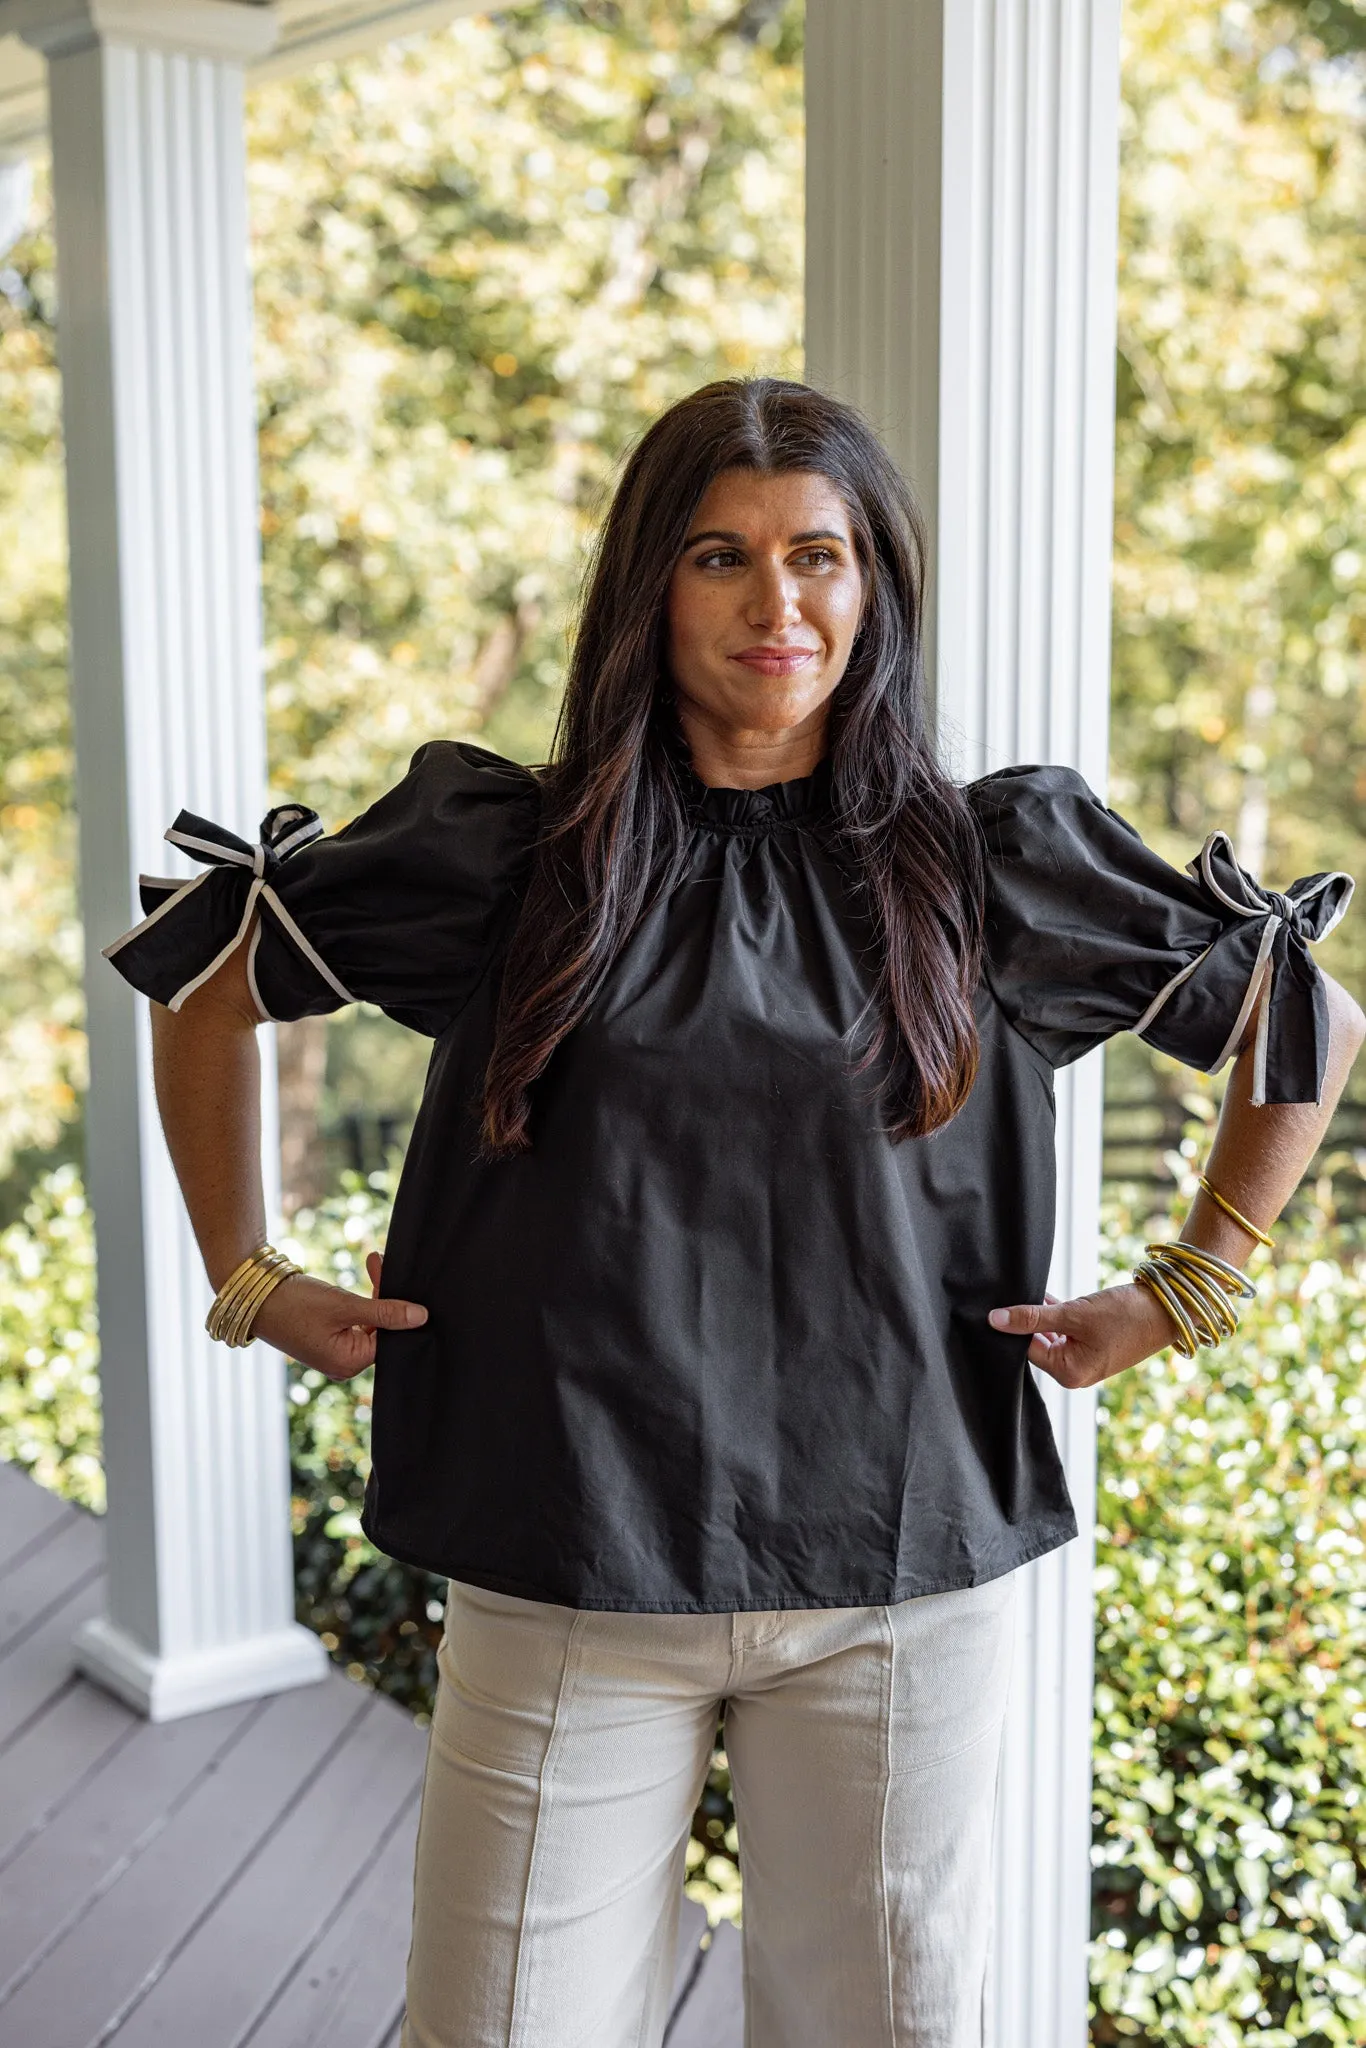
[988,1282,1176,1388]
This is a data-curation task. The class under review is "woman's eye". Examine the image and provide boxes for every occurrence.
[695,549,743,571]
[793,548,838,569]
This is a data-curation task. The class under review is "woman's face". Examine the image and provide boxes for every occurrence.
[666,468,865,762]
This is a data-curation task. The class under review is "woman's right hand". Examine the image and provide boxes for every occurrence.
[249,1251,427,1382]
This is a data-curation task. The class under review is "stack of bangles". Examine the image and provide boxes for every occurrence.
[205,1244,304,1348]
[1132,1173,1273,1360]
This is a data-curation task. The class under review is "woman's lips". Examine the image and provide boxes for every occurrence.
[730,647,819,676]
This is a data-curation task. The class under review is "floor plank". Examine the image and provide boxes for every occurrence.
[0,1508,103,1659]
[241,1784,421,2048]
[0,1692,260,1998]
[0,1675,138,1872]
[0,1460,77,1574]
[0,1572,104,1752]
[0,1676,369,2046]
[666,1921,744,2048]
[115,1691,426,2047]
[0,1464,746,2046]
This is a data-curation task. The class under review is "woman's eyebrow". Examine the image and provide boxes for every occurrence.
[683,528,746,548]
[681,526,849,549]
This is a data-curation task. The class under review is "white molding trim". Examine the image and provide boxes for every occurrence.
[807,5,1123,2041]
[46,29,311,1720]
[5,0,277,62]
[0,0,493,153]
[74,1613,327,1721]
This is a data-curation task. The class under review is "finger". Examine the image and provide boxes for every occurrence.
[1031,1345,1104,1392]
[988,1302,1078,1338]
[345,1295,428,1331]
[366,1250,383,1297]
[320,1324,379,1381]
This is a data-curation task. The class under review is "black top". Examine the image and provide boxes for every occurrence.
[104,744,1352,1611]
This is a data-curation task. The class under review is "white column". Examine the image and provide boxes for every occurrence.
[806,4,1122,2041]
[0,0,327,1718]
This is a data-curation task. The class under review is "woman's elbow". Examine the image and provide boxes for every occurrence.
[150,935,265,1040]
[1324,973,1366,1056]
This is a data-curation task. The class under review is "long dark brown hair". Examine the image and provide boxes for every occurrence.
[480,377,984,1153]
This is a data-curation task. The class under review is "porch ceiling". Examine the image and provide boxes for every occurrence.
[0,0,503,155]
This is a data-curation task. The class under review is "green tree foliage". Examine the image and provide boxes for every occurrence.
[1112,0,1366,1011]
[0,177,83,1198]
[249,0,803,819]
[0,0,803,1180]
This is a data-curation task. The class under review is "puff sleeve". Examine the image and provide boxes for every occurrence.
[102,741,542,1038]
[969,765,1354,1105]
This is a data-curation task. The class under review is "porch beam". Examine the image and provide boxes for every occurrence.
[1,0,327,1718]
[805,4,1123,2040]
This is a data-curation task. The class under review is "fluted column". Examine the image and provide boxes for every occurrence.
[1,0,327,1717]
[806,4,1122,2040]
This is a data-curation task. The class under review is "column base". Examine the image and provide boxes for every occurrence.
[73,1612,329,1722]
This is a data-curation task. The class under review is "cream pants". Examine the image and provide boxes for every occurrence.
[401,1572,1017,2048]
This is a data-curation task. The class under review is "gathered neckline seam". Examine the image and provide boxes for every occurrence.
[689,814,831,841]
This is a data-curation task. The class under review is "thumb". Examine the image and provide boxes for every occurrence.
[346,1295,428,1331]
[988,1300,1077,1337]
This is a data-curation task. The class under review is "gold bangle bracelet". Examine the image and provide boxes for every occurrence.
[1197,1175,1275,1250]
[221,1263,299,1348]
[206,1257,277,1345]
[210,1245,272,1309]
[225,1257,299,1347]
[1156,1240,1257,1301]
[1160,1263,1238,1344]
[1144,1252,1239,1350]
[206,1245,302,1348]
[1136,1236,1256,1356]
[220,1266,285,1347]
[1134,1263,1199,1358]
[1148,1247,1243,1331]
[208,1249,293,1344]
[1158,1241,1256,1308]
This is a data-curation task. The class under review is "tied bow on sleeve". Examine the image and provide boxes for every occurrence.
[1135,830,1354,1106]
[102,802,358,1013]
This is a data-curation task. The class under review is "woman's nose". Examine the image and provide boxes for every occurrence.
[746,566,803,632]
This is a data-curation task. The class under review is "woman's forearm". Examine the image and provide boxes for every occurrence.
[1183,973,1366,1265]
[149,936,268,1292]
[989,973,1366,1381]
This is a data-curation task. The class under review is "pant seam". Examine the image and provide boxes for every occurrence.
[726,1610,741,1695]
[878,1602,897,2047]
[505,1608,587,2048]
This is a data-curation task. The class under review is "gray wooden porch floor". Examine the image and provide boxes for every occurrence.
[0,1456,741,2047]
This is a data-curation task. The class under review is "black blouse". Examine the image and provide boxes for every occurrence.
[104,745,1352,1612]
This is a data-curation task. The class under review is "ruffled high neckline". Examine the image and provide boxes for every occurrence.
[683,755,834,831]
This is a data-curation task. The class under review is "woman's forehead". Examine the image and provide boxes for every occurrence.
[687,467,854,538]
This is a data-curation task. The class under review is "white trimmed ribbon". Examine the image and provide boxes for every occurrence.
[102,803,359,1017]
[1131,829,1354,1105]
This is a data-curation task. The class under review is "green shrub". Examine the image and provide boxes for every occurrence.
[0,1163,102,1509]
[279,1170,447,1717]
[1091,1181,1366,2044]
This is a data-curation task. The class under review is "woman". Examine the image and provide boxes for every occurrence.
[106,379,1361,2048]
